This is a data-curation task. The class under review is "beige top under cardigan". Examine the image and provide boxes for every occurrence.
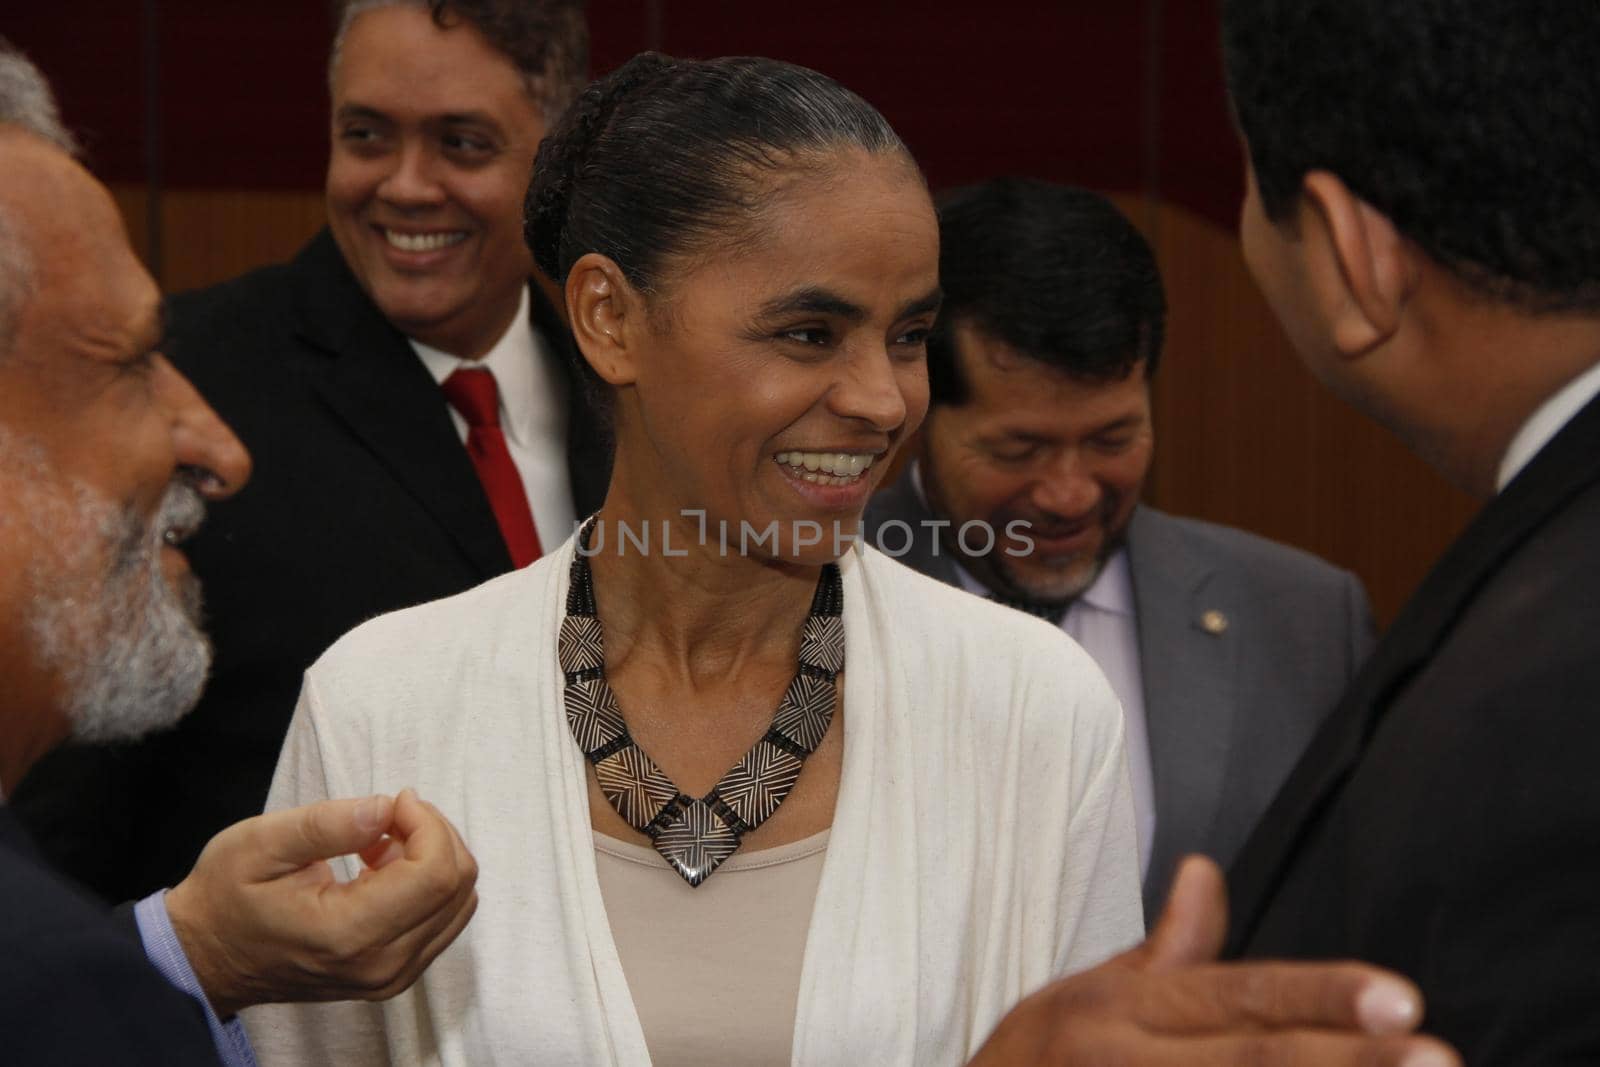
[596,830,830,1067]
[243,536,1143,1066]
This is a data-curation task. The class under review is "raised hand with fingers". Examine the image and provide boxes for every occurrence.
[163,788,479,1018]
[967,856,1461,1066]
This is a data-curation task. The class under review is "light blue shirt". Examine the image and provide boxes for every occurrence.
[133,892,258,1067]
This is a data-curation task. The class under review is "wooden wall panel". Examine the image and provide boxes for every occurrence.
[107,185,324,292]
[158,190,327,295]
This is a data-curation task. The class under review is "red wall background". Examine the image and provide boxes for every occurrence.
[3,3,1477,622]
[7,2,1241,220]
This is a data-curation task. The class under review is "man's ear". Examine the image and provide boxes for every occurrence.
[565,252,643,387]
[1300,170,1417,358]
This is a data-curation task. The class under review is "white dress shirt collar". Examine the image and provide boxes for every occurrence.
[1496,358,1600,492]
[1076,545,1135,618]
[410,286,554,449]
[408,284,576,550]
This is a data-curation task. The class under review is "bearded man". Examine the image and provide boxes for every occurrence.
[866,178,1374,917]
[0,40,476,1064]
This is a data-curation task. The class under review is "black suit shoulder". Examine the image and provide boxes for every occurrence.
[0,845,220,1065]
[164,234,354,413]
[168,261,298,360]
[170,254,301,322]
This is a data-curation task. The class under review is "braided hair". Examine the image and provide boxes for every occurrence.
[525,52,674,285]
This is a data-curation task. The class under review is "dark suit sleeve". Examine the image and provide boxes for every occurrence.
[1398,652,1600,1062]
[11,743,146,901]
[1,926,222,1065]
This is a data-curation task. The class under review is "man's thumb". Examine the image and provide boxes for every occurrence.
[1145,854,1229,971]
[252,795,396,875]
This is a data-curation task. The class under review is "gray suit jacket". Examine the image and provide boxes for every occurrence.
[864,469,1374,922]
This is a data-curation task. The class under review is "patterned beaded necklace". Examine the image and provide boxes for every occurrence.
[559,519,844,886]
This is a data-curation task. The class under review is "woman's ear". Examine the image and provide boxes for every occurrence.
[1300,170,1419,359]
[566,252,643,386]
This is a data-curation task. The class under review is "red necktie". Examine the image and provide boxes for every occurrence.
[441,367,543,568]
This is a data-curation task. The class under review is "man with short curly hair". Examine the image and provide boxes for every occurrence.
[331,0,588,122]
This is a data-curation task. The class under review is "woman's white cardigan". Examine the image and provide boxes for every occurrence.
[244,537,1143,1066]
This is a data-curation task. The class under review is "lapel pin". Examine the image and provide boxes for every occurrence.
[1200,609,1229,636]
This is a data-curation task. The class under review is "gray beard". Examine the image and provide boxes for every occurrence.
[920,461,1110,609]
[23,473,212,743]
[989,550,1103,607]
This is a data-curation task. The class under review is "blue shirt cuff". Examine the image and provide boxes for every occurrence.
[134,891,259,1067]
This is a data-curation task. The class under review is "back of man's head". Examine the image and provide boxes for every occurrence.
[928,178,1166,406]
[1223,0,1600,314]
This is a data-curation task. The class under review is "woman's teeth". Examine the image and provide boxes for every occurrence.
[775,451,877,485]
[384,229,467,252]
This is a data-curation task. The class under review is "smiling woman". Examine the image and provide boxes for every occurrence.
[243,53,1142,1067]
[535,57,941,560]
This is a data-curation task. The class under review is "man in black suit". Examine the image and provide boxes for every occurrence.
[1,43,475,1063]
[15,0,610,902]
[1215,1,1600,1060]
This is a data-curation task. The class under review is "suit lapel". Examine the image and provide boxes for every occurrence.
[1127,508,1238,914]
[290,231,512,578]
[1226,390,1600,954]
